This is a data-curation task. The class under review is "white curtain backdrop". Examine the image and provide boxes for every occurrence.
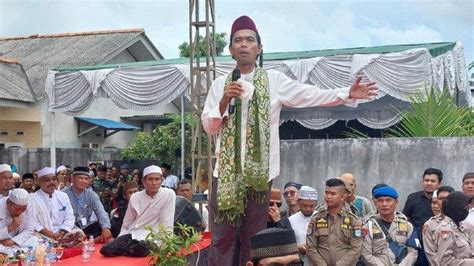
[46,42,470,129]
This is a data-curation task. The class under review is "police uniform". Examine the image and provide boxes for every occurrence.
[435,216,474,265]
[361,211,418,266]
[306,203,363,265]
[422,214,445,266]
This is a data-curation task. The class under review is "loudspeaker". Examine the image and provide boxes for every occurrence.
[174,196,204,235]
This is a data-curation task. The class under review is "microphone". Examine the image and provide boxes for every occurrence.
[229,68,241,114]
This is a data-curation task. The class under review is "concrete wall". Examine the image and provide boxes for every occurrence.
[0,121,41,147]
[0,147,120,174]
[275,137,474,210]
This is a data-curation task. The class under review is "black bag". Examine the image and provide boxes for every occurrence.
[375,218,408,264]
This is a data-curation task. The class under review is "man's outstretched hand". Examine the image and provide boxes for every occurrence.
[349,76,378,100]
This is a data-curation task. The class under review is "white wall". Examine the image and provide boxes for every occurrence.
[40,98,179,149]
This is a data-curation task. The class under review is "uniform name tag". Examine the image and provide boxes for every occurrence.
[396,230,407,236]
[316,218,328,228]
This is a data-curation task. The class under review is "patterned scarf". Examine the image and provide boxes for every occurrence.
[216,67,271,226]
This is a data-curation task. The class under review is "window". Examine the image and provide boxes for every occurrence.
[15,131,24,136]
[0,131,7,136]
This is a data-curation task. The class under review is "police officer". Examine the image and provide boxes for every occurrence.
[422,186,454,266]
[361,186,418,266]
[435,191,474,265]
[306,178,362,265]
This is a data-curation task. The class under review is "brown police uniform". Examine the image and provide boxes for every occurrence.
[361,212,418,266]
[422,214,445,266]
[435,217,474,265]
[306,203,362,266]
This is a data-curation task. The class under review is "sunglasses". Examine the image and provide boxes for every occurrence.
[269,202,282,207]
[283,191,297,197]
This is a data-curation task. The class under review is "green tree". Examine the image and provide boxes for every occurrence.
[178,32,227,58]
[120,114,194,166]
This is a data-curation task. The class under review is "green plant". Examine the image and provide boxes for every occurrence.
[179,32,227,58]
[145,223,201,266]
[388,86,472,137]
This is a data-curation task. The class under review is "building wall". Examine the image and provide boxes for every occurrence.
[40,98,179,149]
[0,121,41,147]
[275,137,473,210]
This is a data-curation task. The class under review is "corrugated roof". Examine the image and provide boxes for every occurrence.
[0,29,151,100]
[74,117,140,130]
[55,42,457,72]
[0,61,36,103]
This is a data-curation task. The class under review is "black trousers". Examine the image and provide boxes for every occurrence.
[82,221,103,238]
[100,234,150,257]
[207,176,271,266]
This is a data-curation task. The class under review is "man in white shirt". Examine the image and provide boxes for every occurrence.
[31,167,75,242]
[462,172,474,225]
[100,165,175,257]
[289,185,318,265]
[202,15,378,266]
[160,163,179,189]
[0,188,36,257]
[0,164,14,199]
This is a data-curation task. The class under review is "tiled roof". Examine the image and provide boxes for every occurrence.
[0,28,148,100]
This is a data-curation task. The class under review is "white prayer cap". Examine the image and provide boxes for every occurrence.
[0,164,12,173]
[143,165,162,177]
[38,167,56,178]
[299,186,318,201]
[89,170,95,177]
[12,173,20,179]
[9,188,30,206]
[56,165,67,173]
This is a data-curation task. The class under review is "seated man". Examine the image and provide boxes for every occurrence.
[63,166,112,243]
[247,228,301,266]
[21,173,35,193]
[176,179,209,231]
[0,188,36,257]
[31,167,76,242]
[92,165,115,213]
[0,164,13,198]
[110,181,139,238]
[100,165,175,257]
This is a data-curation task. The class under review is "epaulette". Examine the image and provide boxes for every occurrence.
[394,212,408,222]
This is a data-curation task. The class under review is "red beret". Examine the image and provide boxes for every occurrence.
[231,15,258,37]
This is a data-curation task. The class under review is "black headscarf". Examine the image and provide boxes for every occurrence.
[442,191,472,226]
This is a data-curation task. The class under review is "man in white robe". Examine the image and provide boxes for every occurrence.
[0,164,14,199]
[289,185,318,265]
[0,188,36,257]
[100,165,176,257]
[31,167,75,242]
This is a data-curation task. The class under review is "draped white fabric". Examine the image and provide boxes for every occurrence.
[45,42,470,128]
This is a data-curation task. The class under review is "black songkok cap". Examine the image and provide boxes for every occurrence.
[284,181,302,190]
[72,166,90,176]
[97,165,107,172]
[250,228,298,261]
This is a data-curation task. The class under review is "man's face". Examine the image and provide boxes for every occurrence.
[106,169,112,179]
[111,167,118,177]
[375,196,398,216]
[229,29,262,66]
[283,186,299,206]
[72,174,90,191]
[160,167,170,177]
[324,186,346,208]
[423,174,440,193]
[177,183,193,202]
[39,175,58,195]
[124,187,139,201]
[57,170,67,183]
[97,171,107,180]
[121,168,129,176]
[7,200,27,217]
[462,178,474,197]
[142,173,162,195]
[299,199,317,217]
[342,178,356,193]
[0,171,14,191]
[431,191,450,215]
[22,178,34,190]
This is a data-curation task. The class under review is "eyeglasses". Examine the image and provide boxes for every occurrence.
[283,191,297,197]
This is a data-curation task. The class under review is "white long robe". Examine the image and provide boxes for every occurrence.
[289,211,313,265]
[31,189,75,233]
[0,197,36,256]
[120,188,176,241]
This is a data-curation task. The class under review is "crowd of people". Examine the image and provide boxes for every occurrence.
[0,161,472,265]
[0,162,207,260]
[256,169,474,265]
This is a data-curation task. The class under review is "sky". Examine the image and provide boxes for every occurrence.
[0,0,473,64]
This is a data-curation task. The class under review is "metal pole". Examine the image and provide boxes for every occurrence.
[181,95,185,179]
[50,111,56,169]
